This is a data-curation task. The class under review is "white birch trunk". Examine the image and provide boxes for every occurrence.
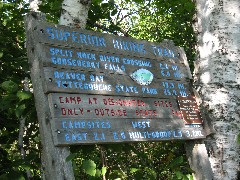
[29,0,41,12]
[193,0,240,179]
[59,0,91,28]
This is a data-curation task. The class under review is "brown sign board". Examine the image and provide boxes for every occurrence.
[177,96,203,124]
[31,20,185,63]
[39,44,189,80]
[48,93,182,119]
[43,67,190,98]
[48,93,205,145]
[27,19,205,145]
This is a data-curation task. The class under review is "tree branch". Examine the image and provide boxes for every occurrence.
[18,77,32,179]
[87,20,130,37]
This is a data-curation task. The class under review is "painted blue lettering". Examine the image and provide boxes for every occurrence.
[74,121,81,128]
[79,33,88,44]
[142,87,158,94]
[104,63,123,72]
[77,52,96,60]
[122,58,151,67]
[164,48,169,57]
[115,84,138,93]
[113,132,119,140]
[50,48,55,55]
[132,122,138,128]
[66,133,87,141]
[54,71,85,81]
[51,57,100,69]
[164,89,171,96]
[121,132,126,139]
[99,54,120,63]
[158,131,166,138]
[93,132,105,140]
[93,36,100,46]
[162,82,169,88]
[62,121,67,128]
[174,130,182,137]
[152,46,163,56]
[112,39,119,49]
[69,121,74,128]
[89,74,104,82]
[90,74,95,81]
[99,37,106,47]
[172,90,177,95]
[170,82,175,88]
[46,28,54,39]
[55,30,64,40]
[174,71,182,78]
[72,32,78,43]
[132,121,150,128]
[161,70,171,77]
[178,83,185,89]
[64,31,70,41]
[179,90,187,97]
[172,65,179,71]
[159,63,168,69]
[46,28,106,47]
[112,39,146,54]
[65,134,70,141]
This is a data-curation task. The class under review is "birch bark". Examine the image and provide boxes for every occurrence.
[59,0,91,28]
[193,0,240,179]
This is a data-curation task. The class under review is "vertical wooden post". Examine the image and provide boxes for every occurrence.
[185,141,213,180]
[24,12,75,180]
[180,47,214,180]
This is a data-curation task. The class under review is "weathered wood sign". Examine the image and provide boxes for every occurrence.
[27,18,205,145]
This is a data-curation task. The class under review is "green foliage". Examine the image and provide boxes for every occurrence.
[39,0,63,23]
[1,81,19,93]
[82,160,97,176]
[0,1,41,179]
[69,143,193,179]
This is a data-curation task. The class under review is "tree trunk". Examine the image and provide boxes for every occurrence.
[59,0,91,28]
[25,13,75,180]
[193,0,240,179]
[25,1,91,179]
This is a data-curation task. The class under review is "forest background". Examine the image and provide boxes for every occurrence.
[1,0,237,179]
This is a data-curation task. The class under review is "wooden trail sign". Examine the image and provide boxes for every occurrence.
[26,17,206,146]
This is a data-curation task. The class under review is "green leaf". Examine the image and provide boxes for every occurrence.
[95,169,101,177]
[176,171,183,179]
[0,94,17,110]
[92,0,103,4]
[66,153,77,162]
[0,174,9,180]
[102,166,107,176]
[186,174,194,180]
[82,159,96,176]
[111,9,118,16]
[1,81,18,93]
[167,156,184,169]
[16,104,26,118]
[20,164,31,171]
[130,168,139,173]
[17,91,32,101]
[144,167,157,179]
[0,171,25,180]
[0,51,3,58]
